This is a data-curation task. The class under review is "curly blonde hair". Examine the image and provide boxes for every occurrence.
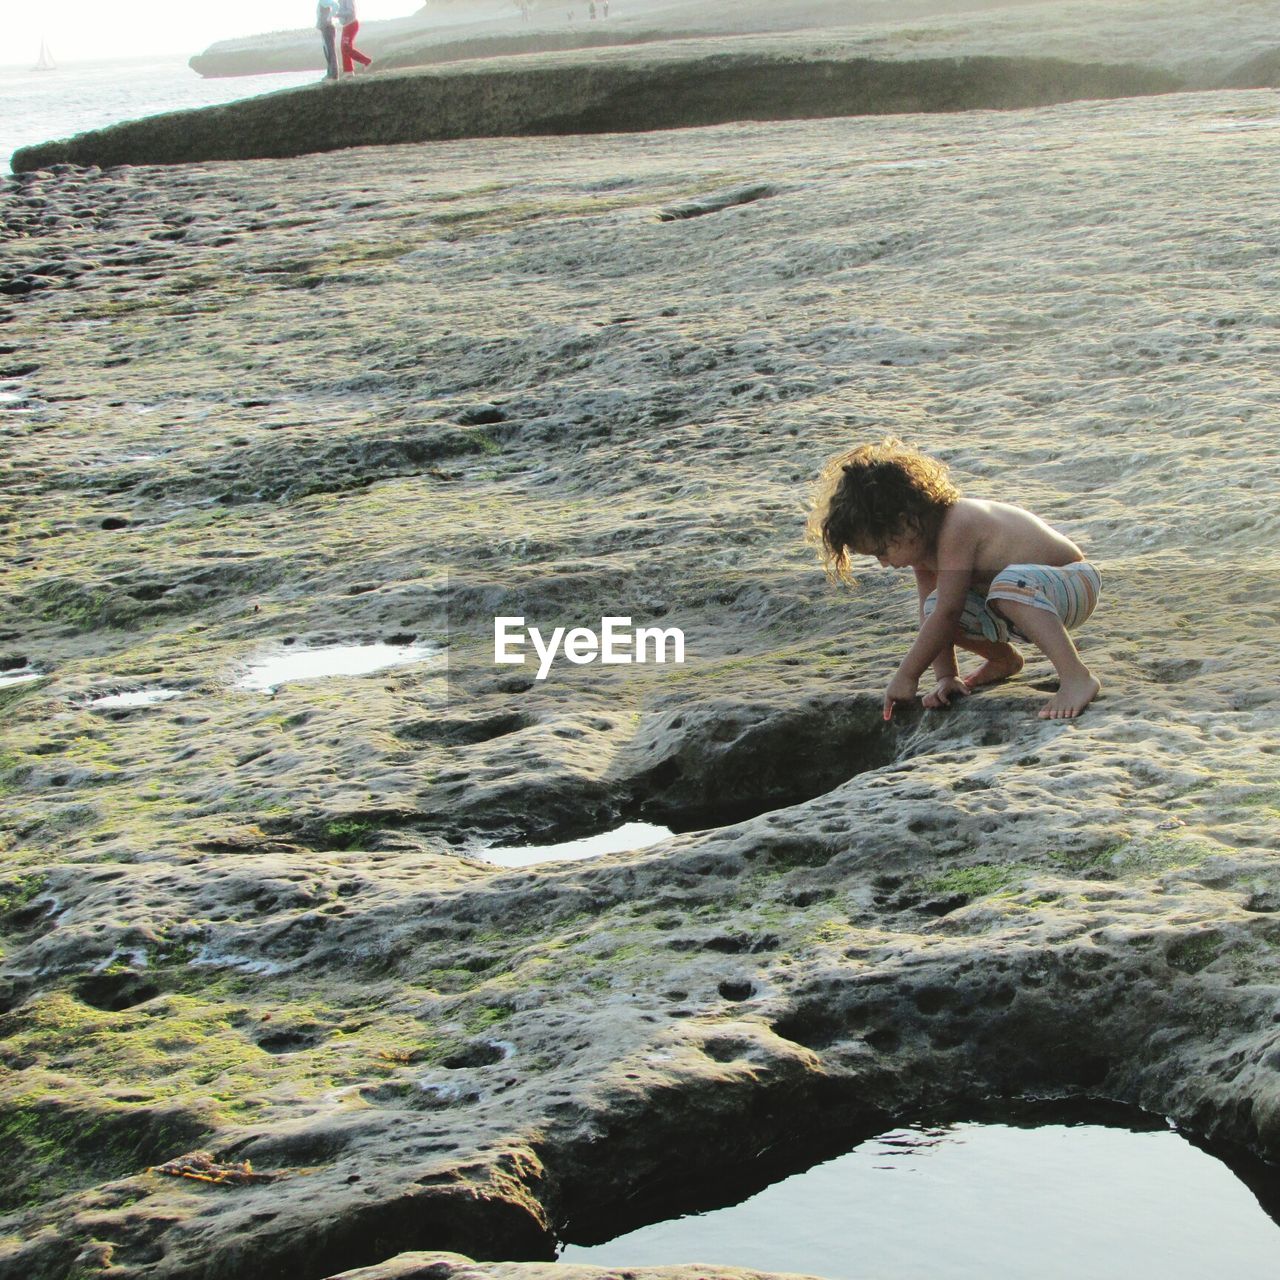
[807,438,960,583]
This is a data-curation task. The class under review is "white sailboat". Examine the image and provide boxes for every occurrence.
[33,38,56,72]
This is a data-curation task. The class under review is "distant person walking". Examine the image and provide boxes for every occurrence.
[316,0,338,79]
[337,0,373,74]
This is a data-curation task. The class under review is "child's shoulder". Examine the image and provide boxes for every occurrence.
[938,496,988,535]
[935,498,1015,558]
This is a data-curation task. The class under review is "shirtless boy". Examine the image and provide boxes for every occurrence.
[809,438,1101,721]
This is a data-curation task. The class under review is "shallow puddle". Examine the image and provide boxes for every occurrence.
[88,689,185,709]
[236,641,441,692]
[560,1119,1280,1278]
[479,822,672,868]
[0,667,43,689]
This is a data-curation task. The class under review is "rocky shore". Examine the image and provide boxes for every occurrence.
[188,0,1028,81]
[15,0,1280,172]
[2,29,1280,1280]
[184,0,1280,83]
[10,44,1185,172]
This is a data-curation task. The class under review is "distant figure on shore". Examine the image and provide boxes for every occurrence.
[589,0,596,16]
[810,438,1103,720]
[337,0,373,74]
[316,0,338,79]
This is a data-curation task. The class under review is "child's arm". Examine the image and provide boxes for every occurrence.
[914,568,961,682]
[884,524,977,719]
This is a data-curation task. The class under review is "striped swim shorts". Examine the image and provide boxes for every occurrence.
[924,561,1101,645]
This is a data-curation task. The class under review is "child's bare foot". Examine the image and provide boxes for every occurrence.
[1039,673,1101,719]
[963,649,1024,690]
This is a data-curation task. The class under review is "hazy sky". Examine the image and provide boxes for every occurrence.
[13,1,427,66]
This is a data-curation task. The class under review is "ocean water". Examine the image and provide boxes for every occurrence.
[1,56,318,172]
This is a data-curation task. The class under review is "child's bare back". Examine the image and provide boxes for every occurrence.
[809,440,1102,721]
[926,498,1084,589]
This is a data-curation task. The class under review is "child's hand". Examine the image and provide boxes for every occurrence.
[922,676,970,710]
[883,672,919,721]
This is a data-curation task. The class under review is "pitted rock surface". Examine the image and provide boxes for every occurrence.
[2,66,1280,1280]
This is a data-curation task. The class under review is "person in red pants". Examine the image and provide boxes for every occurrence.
[337,0,373,74]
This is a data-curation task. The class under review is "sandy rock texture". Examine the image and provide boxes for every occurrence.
[17,0,1280,170]
[2,77,1280,1280]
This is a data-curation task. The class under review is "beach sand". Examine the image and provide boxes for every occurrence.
[2,13,1280,1280]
